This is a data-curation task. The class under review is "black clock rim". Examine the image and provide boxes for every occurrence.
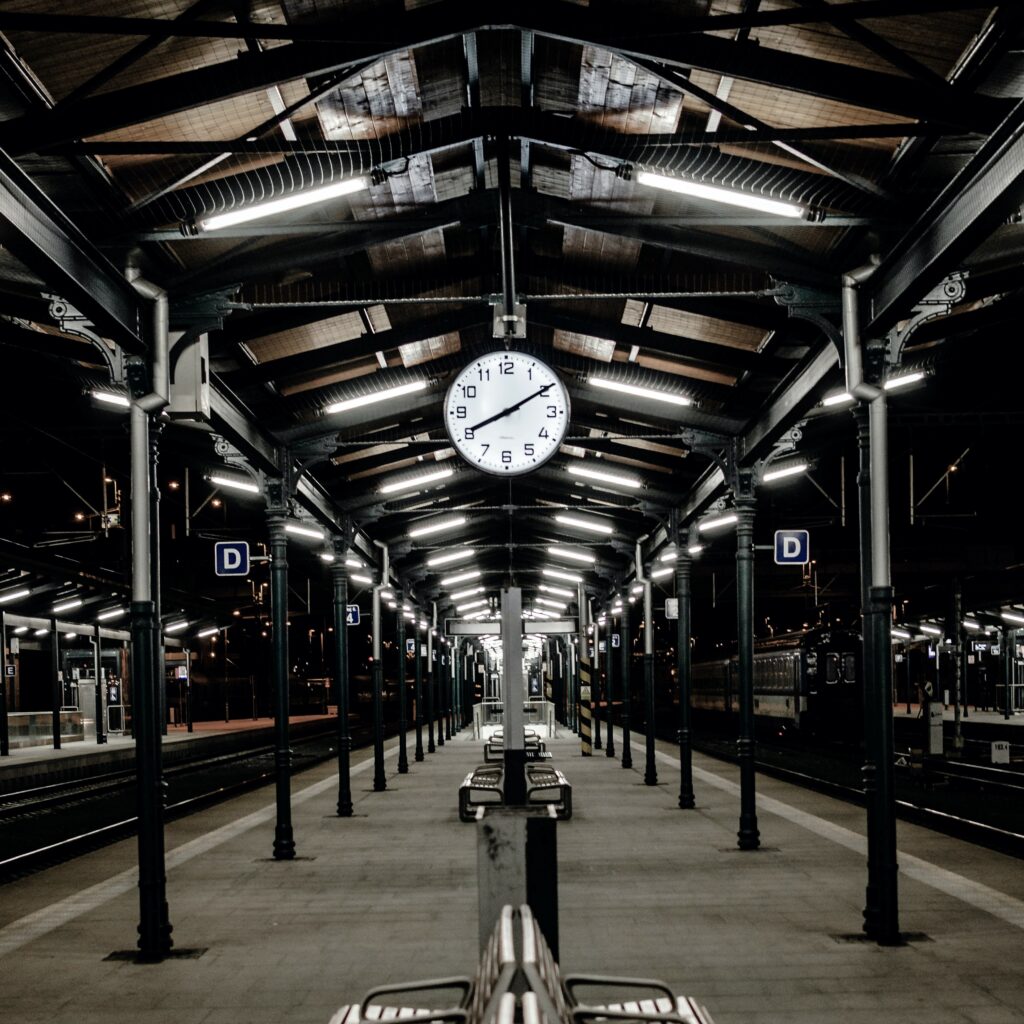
[442,351,572,478]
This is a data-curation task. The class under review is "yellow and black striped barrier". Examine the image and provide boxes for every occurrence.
[580,663,592,756]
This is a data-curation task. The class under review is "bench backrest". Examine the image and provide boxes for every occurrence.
[468,904,517,1024]
[518,904,570,1024]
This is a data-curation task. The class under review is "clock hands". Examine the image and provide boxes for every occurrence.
[466,383,554,433]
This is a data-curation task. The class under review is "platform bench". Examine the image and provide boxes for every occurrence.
[459,765,505,822]
[525,767,572,820]
[518,903,716,1024]
[328,906,517,1024]
[484,729,547,764]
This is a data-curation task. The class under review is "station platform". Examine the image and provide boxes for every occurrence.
[2,725,1024,1024]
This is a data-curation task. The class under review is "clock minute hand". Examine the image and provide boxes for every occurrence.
[466,383,553,433]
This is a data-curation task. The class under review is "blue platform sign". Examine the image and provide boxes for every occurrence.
[346,604,360,626]
[214,541,249,576]
[774,530,810,566]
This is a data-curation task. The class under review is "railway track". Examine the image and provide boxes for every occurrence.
[0,723,376,882]
[664,729,1024,858]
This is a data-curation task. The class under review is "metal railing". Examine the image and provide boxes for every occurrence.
[472,700,555,739]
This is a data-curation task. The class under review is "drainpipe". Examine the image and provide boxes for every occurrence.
[372,540,388,791]
[843,261,900,946]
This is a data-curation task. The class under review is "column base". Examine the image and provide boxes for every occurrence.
[273,827,296,860]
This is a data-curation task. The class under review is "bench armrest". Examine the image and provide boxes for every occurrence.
[359,976,473,1018]
[563,975,678,1006]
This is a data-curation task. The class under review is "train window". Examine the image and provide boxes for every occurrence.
[825,653,840,684]
[844,654,857,684]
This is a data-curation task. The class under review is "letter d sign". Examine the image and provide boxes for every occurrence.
[774,530,809,565]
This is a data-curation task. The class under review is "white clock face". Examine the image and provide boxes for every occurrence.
[444,352,570,476]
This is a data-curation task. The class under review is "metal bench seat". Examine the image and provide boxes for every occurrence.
[460,765,505,822]
[525,766,572,820]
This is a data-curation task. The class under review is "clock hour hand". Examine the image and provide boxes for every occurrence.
[466,383,553,433]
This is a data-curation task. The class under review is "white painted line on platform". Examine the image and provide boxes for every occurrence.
[0,740,400,959]
[646,739,1024,931]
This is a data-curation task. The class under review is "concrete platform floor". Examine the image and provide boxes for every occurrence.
[1,724,1023,1024]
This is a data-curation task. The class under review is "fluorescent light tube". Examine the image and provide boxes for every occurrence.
[891,628,911,640]
[919,624,942,636]
[0,588,30,604]
[547,545,595,564]
[426,548,474,567]
[320,552,335,562]
[457,599,487,612]
[554,513,613,536]
[1001,610,1024,626]
[763,461,808,483]
[52,597,83,613]
[588,377,691,406]
[325,380,427,415]
[201,176,368,231]
[65,632,77,639]
[97,607,126,621]
[381,467,453,494]
[687,544,704,555]
[884,371,925,392]
[409,516,466,538]
[567,464,641,489]
[441,569,481,587]
[92,390,131,408]
[535,597,566,611]
[822,391,854,407]
[631,584,644,595]
[165,621,189,633]
[345,558,363,569]
[350,574,373,585]
[637,170,805,218]
[34,628,48,636]
[12,625,28,635]
[542,567,582,584]
[451,586,485,601]
[198,627,219,638]
[285,522,325,541]
[660,549,677,562]
[539,584,574,599]
[651,566,673,579]
[698,513,738,532]
[962,620,981,631]
[209,474,260,494]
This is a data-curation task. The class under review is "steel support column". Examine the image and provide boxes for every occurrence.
[94,624,106,745]
[427,608,436,753]
[371,581,386,791]
[50,618,61,749]
[131,401,172,957]
[676,552,696,809]
[0,611,8,756]
[437,639,446,747]
[643,572,657,786]
[620,601,632,769]
[593,611,603,751]
[331,551,353,816]
[397,589,409,774]
[735,479,760,850]
[414,618,425,761]
[267,511,296,858]
[578,586,592,755]
[605,602,616,759]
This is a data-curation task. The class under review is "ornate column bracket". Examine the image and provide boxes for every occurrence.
[44,293,125,382]
[883,273,966,367]
[773,282,842,351]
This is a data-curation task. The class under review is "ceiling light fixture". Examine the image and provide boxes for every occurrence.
[457,599,487,613]
[165,621,189,634]
[554,513,613,536]
[200,176,368,231]
[651,566,674,579]
[539,583,574,599]
[52,597,83,613]
[409,516,466,538]
[884,371,926,392]
[426,548,475,568]
[97,607,126,621]
[919,624,942,636]
[542,567,583,584]
[92,390,131,408]
[381,467,453,494]
[441,569,481,587]
[891,628,911,640]
[547,545,595,565]
[198,627,219,638]
[567,464,641,489]
[451,586,485,601]
[535,597,566,611]
[637,169,805,218]
[698,513,738,532]
[1001,610,1024,626]
[284,522,325,541]
[762,461,809,483]
[588,377,691,406]
[325,379,427,415]
[0,588,30,605]
[209,473,260,494]
[350,574,373,585]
